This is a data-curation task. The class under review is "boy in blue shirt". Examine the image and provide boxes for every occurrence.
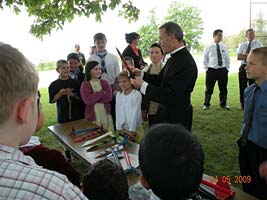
[238,47,267,199]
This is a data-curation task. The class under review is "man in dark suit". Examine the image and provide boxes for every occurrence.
[131,22,198,131]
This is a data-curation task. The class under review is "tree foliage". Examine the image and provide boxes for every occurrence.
[0,0,140,39]
[164,2,203,51]
[138,2,204,56]
[223,29,246,52]
[138,9,159,57]
[223,11,267,52]
[252,11,267,46]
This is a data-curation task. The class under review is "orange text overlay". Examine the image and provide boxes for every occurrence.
[210,175,252,184]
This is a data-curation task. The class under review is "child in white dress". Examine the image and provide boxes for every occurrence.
[116,71,144,143]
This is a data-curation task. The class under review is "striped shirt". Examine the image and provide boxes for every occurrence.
[0,144,87,200]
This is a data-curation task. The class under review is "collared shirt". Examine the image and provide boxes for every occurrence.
[89,52,120,85]
[241,81,267,149]
[140,46,185,95]
[238,40,262,64]
[69,68,81,80]
[203,42,230,71]
[0,144,87,200]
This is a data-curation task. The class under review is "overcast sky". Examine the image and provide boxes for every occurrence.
[1,0,266,64]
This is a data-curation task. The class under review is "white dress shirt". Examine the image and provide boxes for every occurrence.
[203,42,230,71]
[238,40,262,64]
[89,52,120,85]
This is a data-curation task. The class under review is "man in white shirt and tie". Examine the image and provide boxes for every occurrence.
[203,29,230,110]
[237,29,262,109]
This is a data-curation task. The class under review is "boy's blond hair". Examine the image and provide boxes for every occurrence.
[251,47,267,66]
[0,42,39,124]
[56,59,68,71]
[118,70,130,80]
[117,71,133,92]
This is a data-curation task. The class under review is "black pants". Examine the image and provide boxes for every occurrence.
[238,64,255,108]
[238,139,267,200]
[204,68,228,107]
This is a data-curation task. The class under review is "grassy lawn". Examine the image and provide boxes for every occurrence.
[191,73,243,187]
[38,72,244,187]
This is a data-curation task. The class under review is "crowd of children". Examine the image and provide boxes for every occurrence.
[49,32,146,143]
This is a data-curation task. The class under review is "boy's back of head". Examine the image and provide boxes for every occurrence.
[0,42,39,125]
[139,123,204,200]
[82,159,129,200]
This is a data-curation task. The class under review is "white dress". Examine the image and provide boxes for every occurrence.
[116,89,143,142]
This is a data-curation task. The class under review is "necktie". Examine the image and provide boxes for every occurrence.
[240,85,260,146]
[246,41,252,54]
[216,44,223,66]
[96,51,107,73]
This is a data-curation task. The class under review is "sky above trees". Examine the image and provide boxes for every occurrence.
[1,0,266,64]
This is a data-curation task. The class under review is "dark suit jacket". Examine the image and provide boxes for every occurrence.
[143,47,198,130]
[122,45,147,69]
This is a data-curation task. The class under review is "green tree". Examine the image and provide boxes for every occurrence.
[164,2,204,51]
[223,29,246,53]
[138,9,159,57]
[252,11,267,46]
[1,0,139,39]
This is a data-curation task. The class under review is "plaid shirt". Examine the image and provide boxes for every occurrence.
[0,144,88,200]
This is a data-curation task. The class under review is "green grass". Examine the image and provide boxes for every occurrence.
[36,61,56,71]
[192,73,243,187]
[38,73,244,187]
[37,88,62,150]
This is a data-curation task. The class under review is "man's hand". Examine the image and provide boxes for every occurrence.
[131,68,142,77]
[131,76,144,89]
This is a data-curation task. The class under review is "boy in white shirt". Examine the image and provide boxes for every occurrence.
[88,33,120,128]
[203,29,230,110]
